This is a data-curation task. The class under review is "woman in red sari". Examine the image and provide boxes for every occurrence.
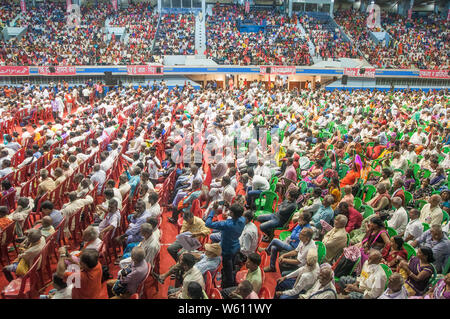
[383,235,408,272]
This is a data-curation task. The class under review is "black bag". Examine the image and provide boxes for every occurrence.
[333,254,357,278]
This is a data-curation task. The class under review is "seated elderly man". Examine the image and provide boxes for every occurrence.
[275,248,319,299]
[420,194,444,226]
[167,211,210,262]
[298,265,337,299]
[98,198,121,240]
[388,196,408,235]
[2,229,45,282]
[168,252,205,299]
[262,211,312,273]
[119,223,161,269]
[257,189,298,242]
[337,250,387,299]
[412,224,450,273]
[278,228,317,276]
[378,273,408,299]
[365,184,391,212]
[322,215,348,263]
[35,168,56,210]
[403,208,424,242]
[94,188,122,222]
[107,246,149,299]
[158,243,222,285]
[116,199,150,246]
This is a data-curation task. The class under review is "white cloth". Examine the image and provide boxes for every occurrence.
[404,219,424,242]
[388,207,408,235]
[357,262,387,299]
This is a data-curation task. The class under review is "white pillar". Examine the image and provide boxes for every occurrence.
[202,0,206,18]
[288,0,292,18]
[158,0,161,12]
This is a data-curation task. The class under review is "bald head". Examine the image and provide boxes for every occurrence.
[388,273,404,293]
[131,246,146,264]
[368,250,382,265]
[318,267,333,286]
[334,214,348,229]
[430,194,441,208]
[392,196,403,208]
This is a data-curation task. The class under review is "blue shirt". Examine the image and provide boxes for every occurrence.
[125,171,140,198]
[125,210,151,244]
[205,210,245,256]
[49,210,63,228]
[289,223,311,249]
[195,254,221,275]
[312,205,334,230]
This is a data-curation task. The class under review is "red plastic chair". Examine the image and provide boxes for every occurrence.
[258,286,271,299]
[0,221,18,266]
[0,190,17,213]
[1,255,42,299]
[136,262,152,298]
[235,269,248,285]
[209,288,223,299]
[204,271,213,296]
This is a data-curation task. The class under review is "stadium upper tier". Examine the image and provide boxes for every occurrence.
[0,3,448,69]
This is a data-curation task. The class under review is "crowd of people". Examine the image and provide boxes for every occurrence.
[206,4,311,65]
[299,13,359,60]
[0,78,448,300]
[153,13,195,56]
[335,9,449,70]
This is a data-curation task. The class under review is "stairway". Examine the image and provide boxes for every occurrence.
[297,20,318,63]
[195,13,206,57]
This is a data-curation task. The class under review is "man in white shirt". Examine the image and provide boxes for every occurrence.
[420,195,444,226]
[299,266,337,299]
[98,199,121,239]
[279,228,317,276]
[90,164,106,195]
[403,208,423,242]
[239,211,259,257]
[339,250,387,299]
[388,197,408,235]
[409,127,427,146]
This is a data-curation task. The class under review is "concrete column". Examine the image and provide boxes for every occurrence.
[330,1,334,18]
[202,0,205,18]
[288,0,292,18]
[158,0,162,12]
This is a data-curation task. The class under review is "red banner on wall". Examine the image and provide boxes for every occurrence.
[127,65,163,75]
[112,0,118,11]
[38,66,77,76]
[419,70,450,79]
[0,66,30,76]
[259,66,296,75]
[343,68,376,78]
[20,0,26,13]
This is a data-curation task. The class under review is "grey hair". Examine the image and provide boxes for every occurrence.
[27,229,42,243]
[392,197,403,206]
[140,223,154,236]
[83,226,99,241]
[131,246,146,263]
[335,214,348,227]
